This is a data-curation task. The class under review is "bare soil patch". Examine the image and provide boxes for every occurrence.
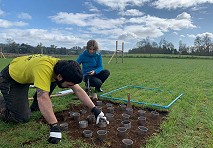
[39,100,168,147]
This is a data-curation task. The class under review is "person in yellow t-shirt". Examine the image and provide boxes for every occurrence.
[0,54,108,144]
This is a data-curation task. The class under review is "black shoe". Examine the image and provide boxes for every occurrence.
[95,88,103,92]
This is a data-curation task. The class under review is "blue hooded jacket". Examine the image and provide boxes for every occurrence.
[76,50,103,76]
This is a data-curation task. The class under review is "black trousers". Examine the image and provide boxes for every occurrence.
[0,65,56,123]
[84,69,110,89]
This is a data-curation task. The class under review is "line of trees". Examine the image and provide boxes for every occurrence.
[129,37,178,55]
[0,39,84,55]
[129,33,213,56]
[1,33,213,56]
[0,39,114,55]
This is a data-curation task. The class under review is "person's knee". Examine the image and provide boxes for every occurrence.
[93,79,102,88]
[20,114,31,123]
[13,112,31,123]
[15,116,30,123]
[3,110,31,123]
[103,69,110,77]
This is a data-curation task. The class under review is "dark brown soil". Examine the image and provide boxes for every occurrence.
[39,100,168,147]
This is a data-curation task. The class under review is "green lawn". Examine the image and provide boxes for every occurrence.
[0,55,213,147]
[100,85,182,107]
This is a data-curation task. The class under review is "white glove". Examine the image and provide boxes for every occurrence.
[96,112,109,124]
[91,107,109,124]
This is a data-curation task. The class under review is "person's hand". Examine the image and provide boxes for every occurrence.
[91,107,109,124]
[87,70,95,75]
[48,123,62,144]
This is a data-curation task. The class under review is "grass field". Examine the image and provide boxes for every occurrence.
[0,55,213,147]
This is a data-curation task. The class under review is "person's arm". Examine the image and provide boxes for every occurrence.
[94,54,103,74]
[36,88,58,124]
[76,54,83,64]
[70,84,95,109]
[36,88,61,144]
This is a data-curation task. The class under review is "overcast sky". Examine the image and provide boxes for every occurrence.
[0,0,213,51]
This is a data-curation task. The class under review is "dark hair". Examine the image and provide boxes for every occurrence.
[86,40,99,51]
[54,60,83,84]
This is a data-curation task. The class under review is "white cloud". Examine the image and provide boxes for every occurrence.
[173,32,178,35]
[0,28,85,48]
[128,12,195,32]
[187,34,196,38]
[50,12,125,29]
[196,32,213,38]
[119,9,144,16]
[124,25,164,38]
[85,2,100,12]
[176,12,191,20]
[50,12,97,26]
[0,19,28,28]
[91,18,125,29]
[18,12,32,19]
[48,11,196,47]
[187,32,213,39]
[95,0,150,10]
[190,5,207,12]
[118,32,138,40]
[89,27,124,37]
[153,0,213,9]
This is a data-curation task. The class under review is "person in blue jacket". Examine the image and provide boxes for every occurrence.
[77,40,110,92]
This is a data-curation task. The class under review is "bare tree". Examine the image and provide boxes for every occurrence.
[202,34,211,54]
[194,36,203,55]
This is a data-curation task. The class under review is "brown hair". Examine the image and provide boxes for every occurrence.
[86,40,99,51]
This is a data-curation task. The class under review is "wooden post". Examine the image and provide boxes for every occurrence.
[127,93,132,108]
[0,47,6,59]
[108,52,116,64]
[122,42,124,63]
[116,41,118,64]
[108,41,124,64]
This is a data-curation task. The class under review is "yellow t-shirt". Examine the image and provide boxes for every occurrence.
[9,54,59,92]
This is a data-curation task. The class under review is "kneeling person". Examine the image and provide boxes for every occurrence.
[0,54,108,144]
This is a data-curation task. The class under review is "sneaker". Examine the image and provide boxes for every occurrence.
[95,88,103,92]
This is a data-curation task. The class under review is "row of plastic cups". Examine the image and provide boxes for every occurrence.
[117,125,148,137]
[121,113,146,125]
[106,114,146,126]
[80,119,108,129]
[82,129,108,140]
[96,101,113,107]
[82,125,149,139]
[70,110,149,126]
[69,108,148,118]
[69,110,144,122]
[69,112,96,124]
[125,108,147,116]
